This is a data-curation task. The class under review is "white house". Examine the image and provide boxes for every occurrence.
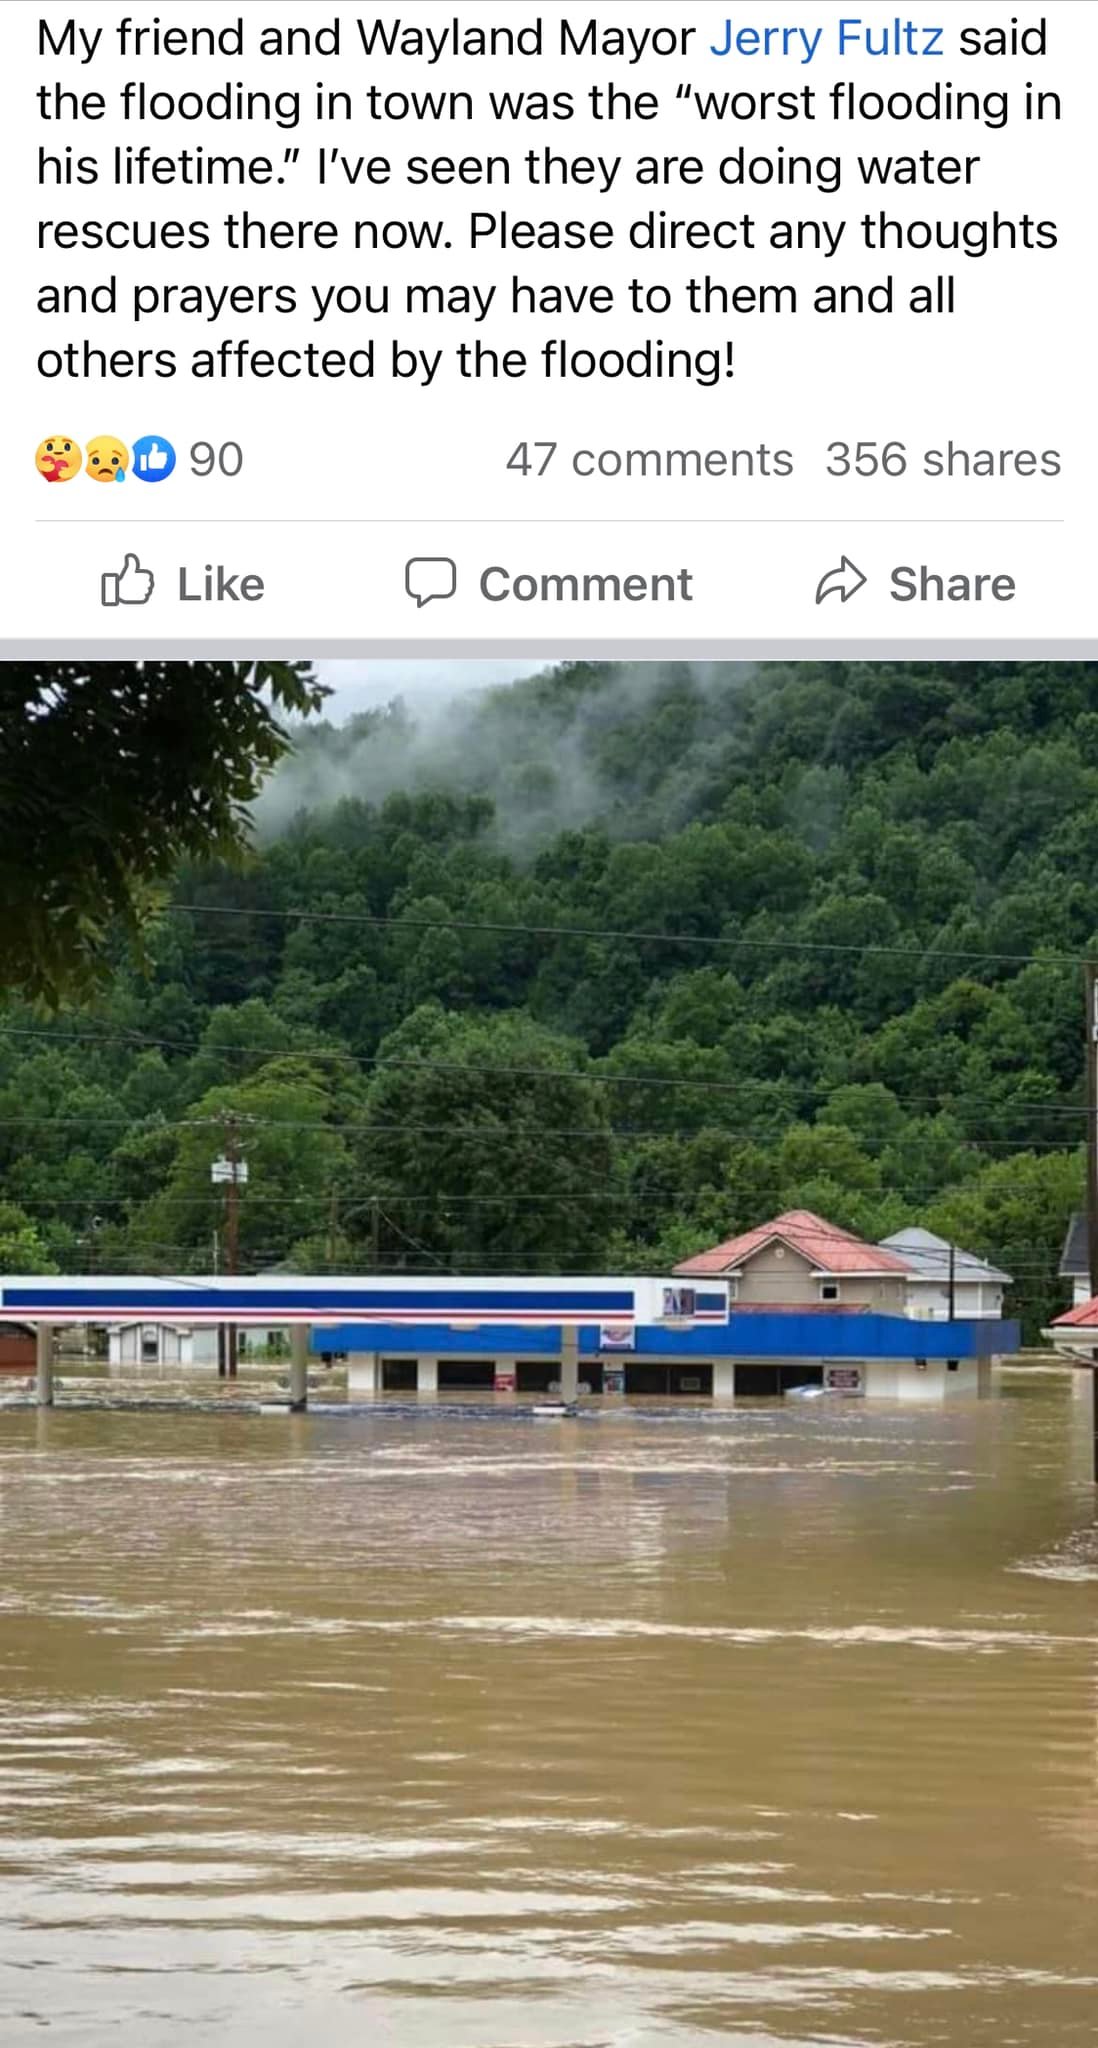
[108,1323,289,1370]
[878,1228,1010,1320]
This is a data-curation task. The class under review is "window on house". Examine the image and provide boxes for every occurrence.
[820,1282,840,1302]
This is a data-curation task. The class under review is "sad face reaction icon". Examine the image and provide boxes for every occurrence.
[86,436,129,483]
[35,436,81,483]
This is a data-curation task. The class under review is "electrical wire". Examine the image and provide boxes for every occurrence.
[0,1021,1088,1120]
[167,899,1092,971]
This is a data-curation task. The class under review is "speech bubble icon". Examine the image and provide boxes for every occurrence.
[405,556,457,608]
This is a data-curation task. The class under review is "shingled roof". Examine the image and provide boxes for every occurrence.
[1051,1297,1098,1328]
[673,1209,913,1280]
[879,1227,1011,1286]
[1059,1211,1088,1279]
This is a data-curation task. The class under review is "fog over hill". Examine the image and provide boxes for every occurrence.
[257,660,755,848]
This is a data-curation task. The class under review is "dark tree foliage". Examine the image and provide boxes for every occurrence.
[0,661,322,999]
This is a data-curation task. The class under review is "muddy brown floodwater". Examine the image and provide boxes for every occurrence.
[1,1377,1097,2046]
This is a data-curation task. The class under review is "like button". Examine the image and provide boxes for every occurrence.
[101,554,155,607]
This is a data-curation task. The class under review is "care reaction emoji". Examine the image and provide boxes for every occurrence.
[35,436,81,483]
[85,435,129,483]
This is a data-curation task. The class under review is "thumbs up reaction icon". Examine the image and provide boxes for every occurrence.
[132,435,177,482]
[101,555,155,607]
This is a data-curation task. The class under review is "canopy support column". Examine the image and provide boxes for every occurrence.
[559,1324,579,1405]
[36,1323,55,1408]
[289,1326,309,1413]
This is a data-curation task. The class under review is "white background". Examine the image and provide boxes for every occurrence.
[2,0,1093,648]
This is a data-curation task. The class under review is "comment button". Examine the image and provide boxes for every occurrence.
[405,557,458,608]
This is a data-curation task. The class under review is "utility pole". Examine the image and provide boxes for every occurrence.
[947,1239,956,1321]
[224,1115,240,1379]
[1087,964,1098,1299]
[212,1117,247,1380]
[1086,963,1098,1482]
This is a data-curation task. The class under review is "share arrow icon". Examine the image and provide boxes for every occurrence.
[815,556,868,605]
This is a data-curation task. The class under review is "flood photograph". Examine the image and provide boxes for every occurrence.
[2,655,1098,2044]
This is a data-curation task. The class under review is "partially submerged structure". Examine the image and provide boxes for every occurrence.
[0,1321,34,1375]
[673,1208,911,1310]
[1046,1298,1098,1355]
[878,1227,1011,1320]
[107,1322,288,1370]
[1,1265,1018,1407]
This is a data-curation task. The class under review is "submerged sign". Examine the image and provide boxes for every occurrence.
[824,1364,865,1395]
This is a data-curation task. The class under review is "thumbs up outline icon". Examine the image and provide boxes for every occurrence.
[101,555,155,607]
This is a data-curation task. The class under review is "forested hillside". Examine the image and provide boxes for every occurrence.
[1,659,1093,1337]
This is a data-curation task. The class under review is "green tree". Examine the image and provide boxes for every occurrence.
[128,1062,352,1270]
[0,661,322,999]
[0,1201,58,1273]
[356,1005,615,1271]
[2,657,1098,1284]
[927,1150,1084,1341]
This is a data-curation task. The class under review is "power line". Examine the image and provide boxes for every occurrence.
[13,1248,1062,1282]
[0,1112,1083,1152]
[0,1022,1088,1119]
[377,1208,448,1271]
[167,899,1088,970]
[0,1194,1075,1234]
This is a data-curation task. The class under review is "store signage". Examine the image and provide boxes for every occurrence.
[824,1364,865,1395]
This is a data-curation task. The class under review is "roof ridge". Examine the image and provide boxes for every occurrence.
[674,1209,916,1277]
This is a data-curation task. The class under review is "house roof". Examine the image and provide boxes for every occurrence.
[1059,1211,1088,1278]
[673,1209,913,1279]
[1051,1297,1098,1328]
[879,1227,1011,1286]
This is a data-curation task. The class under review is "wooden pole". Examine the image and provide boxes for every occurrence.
[1087,964,1098,1295]
[224,1115,241,1379]
[1087,964,1098,1481]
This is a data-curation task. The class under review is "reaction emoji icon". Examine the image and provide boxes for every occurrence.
[86,435,130,483]
[131,435,177,482]
[35,436,81,483]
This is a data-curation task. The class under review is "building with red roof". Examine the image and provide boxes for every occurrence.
[1046,1297,1098,1351]
[673,1208,913,1313]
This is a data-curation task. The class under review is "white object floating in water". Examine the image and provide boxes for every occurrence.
[533,1404,569,1419]
[785,1384,828,1400]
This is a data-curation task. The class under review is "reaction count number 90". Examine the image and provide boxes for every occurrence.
[190,441,244,478]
